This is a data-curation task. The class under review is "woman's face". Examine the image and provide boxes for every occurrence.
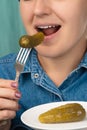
[20,0,87,58]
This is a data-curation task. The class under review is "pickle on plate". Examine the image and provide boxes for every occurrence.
[19,32,44,48]
[39,103,86,123]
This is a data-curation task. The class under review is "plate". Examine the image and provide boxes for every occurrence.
[21,101,87,130]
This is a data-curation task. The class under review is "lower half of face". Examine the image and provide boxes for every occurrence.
[21,0,87,59]
[35,25,87,59]
[35,15,87,59]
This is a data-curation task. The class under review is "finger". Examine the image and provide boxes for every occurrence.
[0,110,16,121]
[0,120,11,129]
[0,88,21,100]
[0,79,18,89]
[0,98,20,110]
[0,120,8,127]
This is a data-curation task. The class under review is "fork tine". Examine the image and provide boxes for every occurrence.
[16,48,25,62]
[15,47,31,81]
[21,48,31,64]
[16,47,31,65]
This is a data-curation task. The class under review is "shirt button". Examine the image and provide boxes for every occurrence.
[34,73,39,78]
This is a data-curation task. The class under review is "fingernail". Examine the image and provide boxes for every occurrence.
[11,82,18,88]
[15,92,21,98]
[0,120,8,126]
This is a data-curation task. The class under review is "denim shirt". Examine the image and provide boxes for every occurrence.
[0,49,87,130]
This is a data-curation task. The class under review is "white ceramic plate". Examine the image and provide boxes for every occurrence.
[21,101,87,130]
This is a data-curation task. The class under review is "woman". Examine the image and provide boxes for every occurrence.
[0,0,87,130]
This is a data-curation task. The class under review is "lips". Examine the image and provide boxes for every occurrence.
[35,25,61,36]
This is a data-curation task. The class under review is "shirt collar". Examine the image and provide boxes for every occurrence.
[23,50,87,74]
[78,52,87,69]
[22,49,44,83]
[23,49,42,72]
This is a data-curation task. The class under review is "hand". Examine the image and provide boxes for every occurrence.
[0,79,21,129]
[0,120,11,130]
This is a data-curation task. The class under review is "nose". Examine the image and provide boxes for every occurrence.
[34,0,51,17]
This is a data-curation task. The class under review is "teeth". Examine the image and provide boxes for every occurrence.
[37,25,56,29]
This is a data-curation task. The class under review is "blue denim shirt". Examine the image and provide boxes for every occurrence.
[0,49,87,130]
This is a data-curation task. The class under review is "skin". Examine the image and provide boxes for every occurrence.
[20,0,87,85]
[0,0,87,129]
[0,80,21,130]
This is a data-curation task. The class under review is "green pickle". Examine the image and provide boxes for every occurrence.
[19,32,44,48]
[39,103,86,123]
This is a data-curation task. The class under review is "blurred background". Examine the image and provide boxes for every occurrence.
[0,0,26,57]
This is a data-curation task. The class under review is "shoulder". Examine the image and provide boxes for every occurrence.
[0,53,17,64]
[0,53,17,79]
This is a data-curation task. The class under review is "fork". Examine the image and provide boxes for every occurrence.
[15,47,31,82]
[0,48,31,126]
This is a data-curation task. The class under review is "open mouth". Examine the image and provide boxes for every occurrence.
[35,25,61,36]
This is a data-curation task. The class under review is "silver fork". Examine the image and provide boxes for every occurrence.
[15,47,31,82]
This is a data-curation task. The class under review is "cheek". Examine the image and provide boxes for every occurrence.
[68,11,87,39]
[52,1,87,25]
[20,4,34,25]
[55,4,87,38]
[20,6,27,24]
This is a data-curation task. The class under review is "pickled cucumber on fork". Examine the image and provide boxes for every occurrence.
[19,32,44,48]
[39,103,86,123]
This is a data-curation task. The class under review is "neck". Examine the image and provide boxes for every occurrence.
[38,41,87,86]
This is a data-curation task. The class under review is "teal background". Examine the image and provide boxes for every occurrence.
[0,0,26,57]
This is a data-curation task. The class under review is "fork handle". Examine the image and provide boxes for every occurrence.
[15,71,20,82]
